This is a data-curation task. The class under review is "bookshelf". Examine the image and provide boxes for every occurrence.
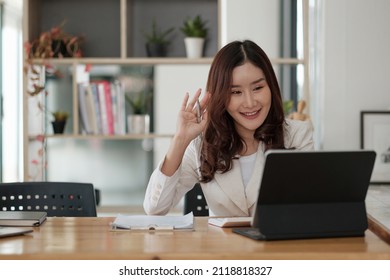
[22,0,220,183]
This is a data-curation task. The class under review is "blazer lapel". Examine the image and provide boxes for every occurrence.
[213,160,248,215]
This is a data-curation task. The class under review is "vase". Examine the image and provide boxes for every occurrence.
[146,42,167,57]
[184,37,205,58]
[127,115,150,134]
[51,40,70,58]
[52,120,66,134]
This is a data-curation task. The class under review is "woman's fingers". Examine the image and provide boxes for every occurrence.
[185,88,202,112]
[181,92,190,111]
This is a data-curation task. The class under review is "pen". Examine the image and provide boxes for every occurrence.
[196,99,201,123]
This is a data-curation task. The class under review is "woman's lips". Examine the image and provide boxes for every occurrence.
[240,109,260,119]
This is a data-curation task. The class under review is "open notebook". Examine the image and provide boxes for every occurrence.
[111,212,194,231]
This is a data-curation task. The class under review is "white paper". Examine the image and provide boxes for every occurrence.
[112,212,194,230]
[208,217,252,228]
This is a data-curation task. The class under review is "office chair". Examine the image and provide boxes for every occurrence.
[0,182,97,217]
[184,183,209,216]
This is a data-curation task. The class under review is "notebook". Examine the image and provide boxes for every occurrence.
[0,211,47,227]
[208,217,252,227]
[233,150,376,241]
[0,227,33,238]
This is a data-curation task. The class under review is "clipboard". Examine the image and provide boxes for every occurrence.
[110,212,194,231]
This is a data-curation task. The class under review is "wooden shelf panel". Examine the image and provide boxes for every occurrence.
[30,57,304,66]
[30,57,214,65]
[28,133,173,141]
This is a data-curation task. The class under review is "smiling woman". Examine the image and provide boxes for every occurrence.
[144,40,314,217]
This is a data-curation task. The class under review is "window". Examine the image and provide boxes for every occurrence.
[1,0,23,182]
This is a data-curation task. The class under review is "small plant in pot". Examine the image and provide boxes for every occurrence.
[125,91,151,134]
[180,15,208,58]
[143,20,174,57]
[51,110,69,134]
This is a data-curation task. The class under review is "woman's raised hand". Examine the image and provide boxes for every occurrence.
[161,89,209,177]
[176,88,209,143]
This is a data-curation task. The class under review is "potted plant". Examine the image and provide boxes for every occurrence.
[125,91,151,134]
[180,15,208,58]
[51,110,69,134]
[24,22,83,96]
[25,21,83,60]
[283,100,294,116]
[143,20,174,57]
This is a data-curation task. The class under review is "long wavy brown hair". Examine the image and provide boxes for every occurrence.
[199,40,286,183]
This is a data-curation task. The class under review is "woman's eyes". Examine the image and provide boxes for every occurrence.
[230,85,264,94]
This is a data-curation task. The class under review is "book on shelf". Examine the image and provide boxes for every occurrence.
[89,83,103,134]
[0,211,47,227]
[110,80,126,135]
[85,84,99,134]
[95,81,109,135]
[78,83,93,134]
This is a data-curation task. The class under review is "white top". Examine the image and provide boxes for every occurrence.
[239,153,257,188]
[143,119,315,217]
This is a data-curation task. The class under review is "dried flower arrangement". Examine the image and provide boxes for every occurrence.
[24,21,83,96]
[24,21,81,179]
[24,21,83,60]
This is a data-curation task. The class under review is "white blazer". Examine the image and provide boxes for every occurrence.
[143,119,314,216]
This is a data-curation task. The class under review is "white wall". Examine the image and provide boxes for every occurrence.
[221,0,280,56]
[153,65,210,167]
[321,0,390,150]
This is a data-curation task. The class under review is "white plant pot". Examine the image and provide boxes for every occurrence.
[184,37,205,58]
[127,114,150,134]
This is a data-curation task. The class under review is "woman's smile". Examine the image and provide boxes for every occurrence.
[240,109,261,119]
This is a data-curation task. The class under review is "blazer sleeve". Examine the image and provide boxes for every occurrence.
[284,119,315,150]
[143,138,201,215]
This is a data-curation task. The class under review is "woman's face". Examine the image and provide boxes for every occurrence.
[226,62,272,138]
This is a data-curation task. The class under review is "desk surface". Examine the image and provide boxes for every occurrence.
[1,217,390,260]
[366,185,390,243]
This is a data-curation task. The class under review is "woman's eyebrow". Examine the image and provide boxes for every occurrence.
[231,77,266,88]
[251,77,266,84]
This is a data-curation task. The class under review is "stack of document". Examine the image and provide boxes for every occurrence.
[111,212,194,231]
[0,211,47,227]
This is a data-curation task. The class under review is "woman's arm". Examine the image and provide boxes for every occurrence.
[285,119,315,150]
[143,139,202,215]
[143,90,209,215]
[161,89,209,176]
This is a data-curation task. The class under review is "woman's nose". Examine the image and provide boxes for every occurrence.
[243,91,255,107]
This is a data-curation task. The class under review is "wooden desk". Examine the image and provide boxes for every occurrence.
[366,185,390,244]
[1,217,390,260]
